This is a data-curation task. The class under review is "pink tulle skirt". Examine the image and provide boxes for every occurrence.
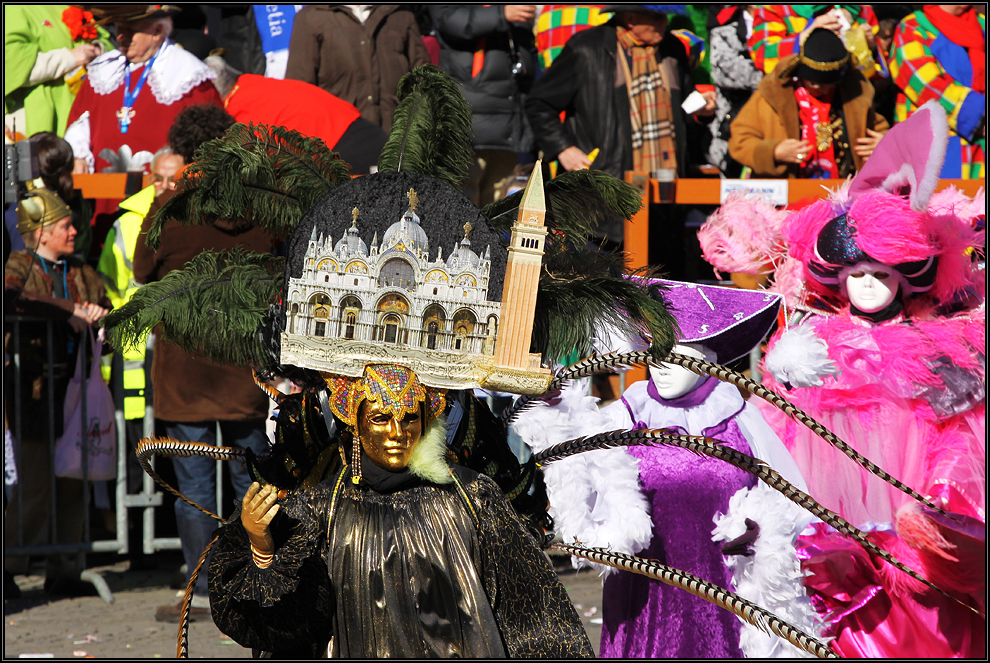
[756,396,985,527]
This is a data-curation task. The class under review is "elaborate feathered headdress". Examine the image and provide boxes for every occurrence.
[104,66,676,396]
[791,102,983,307]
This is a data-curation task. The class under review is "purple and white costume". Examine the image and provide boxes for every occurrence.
[515,281,822,658]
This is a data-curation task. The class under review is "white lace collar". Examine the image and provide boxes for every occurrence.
[86,39,216,105]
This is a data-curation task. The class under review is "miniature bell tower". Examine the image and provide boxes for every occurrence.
[494,161,548,370]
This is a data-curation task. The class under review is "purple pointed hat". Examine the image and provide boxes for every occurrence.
[656,280,782,364]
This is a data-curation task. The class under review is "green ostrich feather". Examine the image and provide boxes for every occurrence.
[532,268,678,364]
[102,249,284,367]
[148,123,352,249]
[377,65,475,189]
[483,170,644,244]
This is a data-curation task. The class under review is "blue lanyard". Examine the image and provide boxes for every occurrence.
[119,46,161,134]
[34,252,69,299]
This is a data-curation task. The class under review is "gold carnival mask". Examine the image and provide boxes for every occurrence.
[325,364,446,479]
[356,398,424,472]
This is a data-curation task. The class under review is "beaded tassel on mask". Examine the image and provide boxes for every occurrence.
[351,435,363,485]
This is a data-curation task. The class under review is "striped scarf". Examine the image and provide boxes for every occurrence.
[616,26,678,176]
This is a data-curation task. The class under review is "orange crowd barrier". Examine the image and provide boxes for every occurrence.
[671,177,985,206]
[72,172,153,199]
[623,174,985,271]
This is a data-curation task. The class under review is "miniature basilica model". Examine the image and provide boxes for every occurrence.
[287,188,501,353]
[280,165,552,393]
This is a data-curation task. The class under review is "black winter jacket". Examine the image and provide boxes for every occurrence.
[525,23,697,179]
[431,5,536,152]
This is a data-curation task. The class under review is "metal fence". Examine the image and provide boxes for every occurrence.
[5,311,761,605]
[3,317,226,603]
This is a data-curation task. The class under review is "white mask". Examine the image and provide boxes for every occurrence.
[648,343,713,400]
[841,261,899,313]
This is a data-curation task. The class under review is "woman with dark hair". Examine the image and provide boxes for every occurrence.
[30,131,93,261]
[31,132,74,201]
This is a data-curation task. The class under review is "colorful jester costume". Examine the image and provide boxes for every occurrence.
[888,6,985,179]
[104,67,964,659]
[748,5,882,77]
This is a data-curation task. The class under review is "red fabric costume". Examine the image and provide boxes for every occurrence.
[223,74,361,150]
[64,40,221,259]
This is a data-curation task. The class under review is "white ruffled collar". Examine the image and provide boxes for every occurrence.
[617,380,745,433]
[85,40,216,105]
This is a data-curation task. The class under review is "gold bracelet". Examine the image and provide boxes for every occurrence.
[251,543,274,569]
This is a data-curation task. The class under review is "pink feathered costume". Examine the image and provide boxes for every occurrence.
[704,102,986,658]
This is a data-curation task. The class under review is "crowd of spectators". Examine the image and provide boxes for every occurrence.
[3,1,986,609]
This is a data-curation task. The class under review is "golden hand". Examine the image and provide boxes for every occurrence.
[241,482,279,555]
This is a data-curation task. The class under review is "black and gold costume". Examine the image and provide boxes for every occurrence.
[108,65,917,660]
[209,456,594,658]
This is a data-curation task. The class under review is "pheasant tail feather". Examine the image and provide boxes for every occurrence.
[662,352,949,517]
[552,543,838,659]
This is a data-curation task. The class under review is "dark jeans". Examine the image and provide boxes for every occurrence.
[164,419,268,597]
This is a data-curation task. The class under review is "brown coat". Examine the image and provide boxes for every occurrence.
[285,5,431,132]
[728,54,889,177]
[132,192,275,423]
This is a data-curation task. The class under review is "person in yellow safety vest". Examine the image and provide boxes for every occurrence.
[97,146,184,417]
[98,183,153,417]
[96,146,184,569]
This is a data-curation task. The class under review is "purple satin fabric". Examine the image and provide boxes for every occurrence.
[600,416,756,658]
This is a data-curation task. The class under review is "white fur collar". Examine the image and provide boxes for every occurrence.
[85,40,215,105]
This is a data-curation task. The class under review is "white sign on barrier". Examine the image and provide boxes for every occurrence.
[720,179,789,206]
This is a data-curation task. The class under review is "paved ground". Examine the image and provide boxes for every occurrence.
[4,551,603,658]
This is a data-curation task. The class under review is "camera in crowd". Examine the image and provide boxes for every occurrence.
[4,136,41,205]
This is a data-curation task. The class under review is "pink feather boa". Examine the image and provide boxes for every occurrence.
[696,192,788,275]
[762,310,985,412]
